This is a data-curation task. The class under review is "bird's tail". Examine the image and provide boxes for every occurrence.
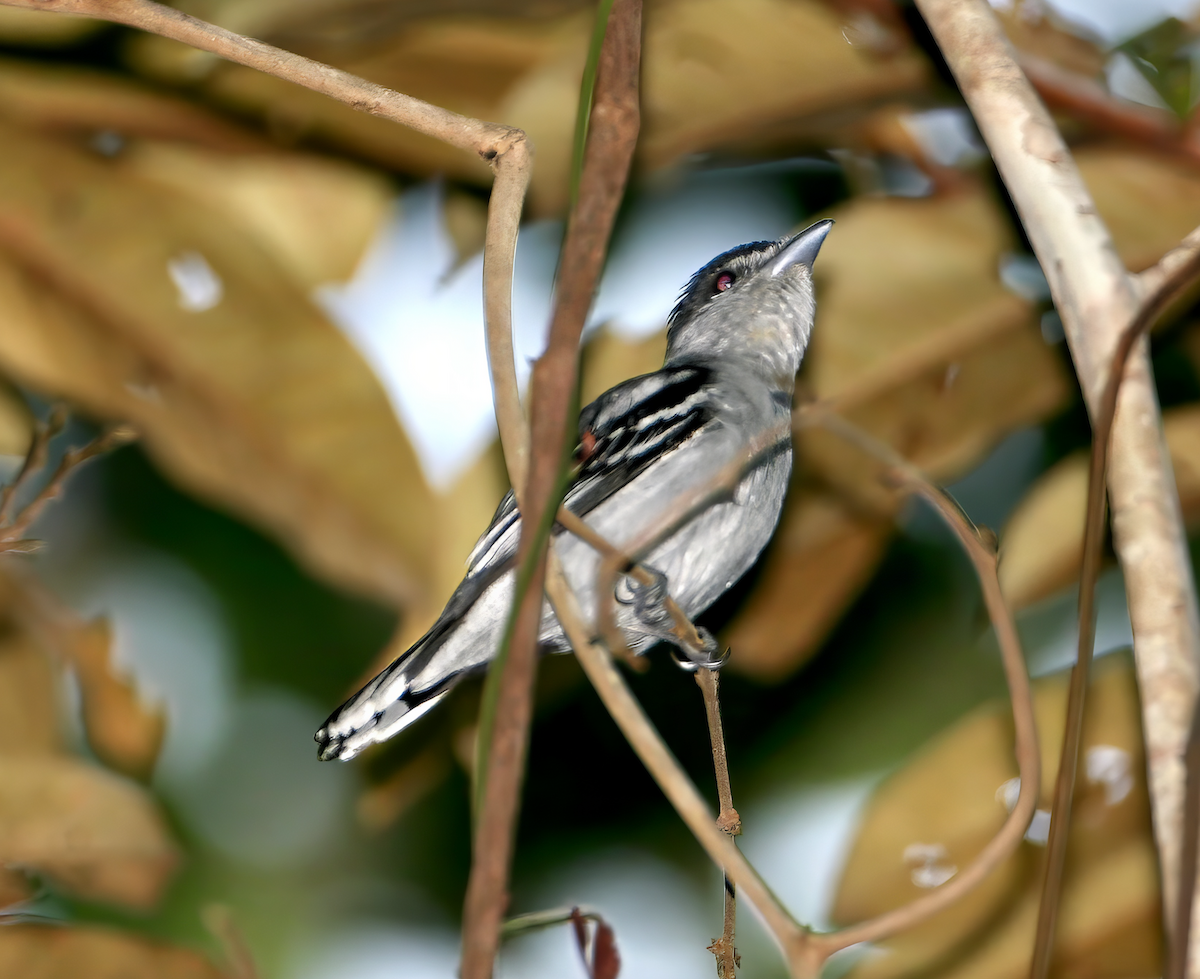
[315,638,454,761]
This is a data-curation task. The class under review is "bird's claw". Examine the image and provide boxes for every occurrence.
[669,627,730,672]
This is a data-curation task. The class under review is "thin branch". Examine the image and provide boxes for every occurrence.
[0,404,65,526]
[790,407,1041,956]
[0,409,135,553]
[914,0,1200,966]
[0,0,536,520]
[542,553,820,978]
[460,4,642,978]
[0,0,517,156]
[697,668,741,979]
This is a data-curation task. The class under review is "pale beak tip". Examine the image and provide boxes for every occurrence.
[771,219,834,276]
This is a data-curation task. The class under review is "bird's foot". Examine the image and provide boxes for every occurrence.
[669,626,730,672]
[615,566,674,630]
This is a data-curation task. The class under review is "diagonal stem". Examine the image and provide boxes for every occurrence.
[460,4,642,977]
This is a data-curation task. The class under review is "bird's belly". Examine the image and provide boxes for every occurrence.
[542,447,792,646]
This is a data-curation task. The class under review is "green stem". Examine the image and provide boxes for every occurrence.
[569,0,618,215]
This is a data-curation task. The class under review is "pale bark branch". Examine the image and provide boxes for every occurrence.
[914,0,1200,970]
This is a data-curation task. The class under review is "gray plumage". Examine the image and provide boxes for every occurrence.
[316,219,832,761]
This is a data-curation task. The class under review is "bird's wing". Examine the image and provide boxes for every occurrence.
[315,366,719,759]
[420,365,718,642]
[463,365,716,572]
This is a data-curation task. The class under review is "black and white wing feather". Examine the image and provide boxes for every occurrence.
[315,366,717,760]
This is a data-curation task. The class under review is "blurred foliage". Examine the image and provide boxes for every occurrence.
[0,0,1198,976]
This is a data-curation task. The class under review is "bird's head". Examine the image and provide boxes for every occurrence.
[664,219,832,388]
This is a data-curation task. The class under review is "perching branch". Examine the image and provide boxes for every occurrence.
[914,0,1200,970]
[1035,225,1200,979]
[697,668,741,979]
[460,4,642,978]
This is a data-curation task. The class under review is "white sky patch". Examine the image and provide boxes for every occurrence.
[1106,51,1173,108]
[498,849,715,979]
[591,170,799,340]
[1044,0,1200,46]
[320,170,800,488]
[739,777,879,931]
[288,925,460,979]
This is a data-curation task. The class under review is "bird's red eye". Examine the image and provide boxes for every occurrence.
[715,272,735,292]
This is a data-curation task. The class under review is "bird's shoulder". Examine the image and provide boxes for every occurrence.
[568,364,718,513]
[462,365,718,577]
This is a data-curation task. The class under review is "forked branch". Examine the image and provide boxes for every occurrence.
[0,406,135,553]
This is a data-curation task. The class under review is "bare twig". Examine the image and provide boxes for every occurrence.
[542,554,821,977]
[914,1,1200,968]
[0,409,134,553]
[792,407,1041,956]
[460,4,642,977]
[0,404,64,527]
[697,668,740,979]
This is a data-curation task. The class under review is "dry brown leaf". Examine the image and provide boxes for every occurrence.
[0,624,61,758]
[118,140,392,289]
[0,58,265,153]
[0,924,224,979]
[0,382,32,458]
[0,866,32,909]
[998,450,1087,610]
[993,1,1105,78]
[0,754,179,909]
[835,654,1157,979]
[723,491,891,681]
[579,326,668,407]
[0,7,103,47]
[1078,145,1200,273]
[0,120,437,609]
[1000,404,1200,609]
[801,185,1069,513]
[59,618,165,782]
[128,0,925,215]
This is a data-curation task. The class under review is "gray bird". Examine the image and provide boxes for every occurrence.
[316,219,832,762]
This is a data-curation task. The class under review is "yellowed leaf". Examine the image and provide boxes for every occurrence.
[118,140,392,289]
[999,403,1200,609]
[0,924,224,979]
[1078,145,1200,273]
[0,120,437,609]
[128,0,925,215]
[0,57,265,153]
[993,2,1105,78]
[998,451,1088,610]
[0,626,61,758]
[835,654,1158,979]
[0,381,32,458]
[0,755,178,909]
[723,491,891,681]
[579,326,668,407]
[801,186,1069,512]
[0,8,102,47]
[60,619,165,782]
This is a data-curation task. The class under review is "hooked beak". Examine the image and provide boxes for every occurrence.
[770,219,834,277]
